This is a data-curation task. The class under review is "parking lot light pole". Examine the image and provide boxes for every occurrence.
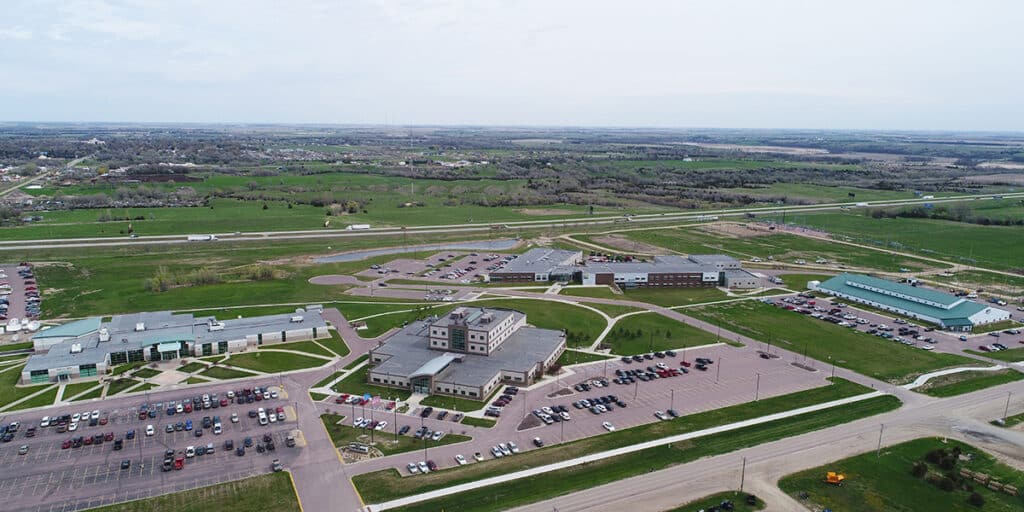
[754,373,761,401]
[670,389,674,411]
[716,357,722,384]
[1004,392,1013,422]
[829,356,835,379]
[633,379,639,400]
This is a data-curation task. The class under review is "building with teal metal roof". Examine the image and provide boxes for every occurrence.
[811,273,1010,331]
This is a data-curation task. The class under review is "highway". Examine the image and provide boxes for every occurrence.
[2,191,1023,251]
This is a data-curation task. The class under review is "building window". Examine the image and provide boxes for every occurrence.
[372,377,380,383]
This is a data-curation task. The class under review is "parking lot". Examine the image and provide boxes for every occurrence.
[0,384,302,512]
[1,263,38,326]
[355,251,515,286]
[345,342,832,474]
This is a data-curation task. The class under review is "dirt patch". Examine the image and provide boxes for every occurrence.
[517,208,580,216]
[593,234,664,254]
[546,387,574,398]
[516,415,542,431]
[701,222,773,239]
[309,275,362,286]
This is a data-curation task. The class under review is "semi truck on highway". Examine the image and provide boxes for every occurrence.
[346,224,371,231]
[186,234,218,242]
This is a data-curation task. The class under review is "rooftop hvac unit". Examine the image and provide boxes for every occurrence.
[290,315,303,323]
[135,322,145,332]
[98,328,110,342]
[209,322,225,331]
[70,343,82,354]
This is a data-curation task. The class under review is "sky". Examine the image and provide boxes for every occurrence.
[1,0,1022,131]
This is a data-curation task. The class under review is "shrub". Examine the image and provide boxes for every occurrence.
[938,477,955,492]
[911,462,927,478]
[968,492,984,507]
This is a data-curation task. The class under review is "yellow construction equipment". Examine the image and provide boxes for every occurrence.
[825,471,846,486]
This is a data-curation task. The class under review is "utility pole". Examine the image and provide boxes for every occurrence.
[876,424,884,457]
[739,457,747,492]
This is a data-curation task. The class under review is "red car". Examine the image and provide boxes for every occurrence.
[680,361,691,367]
[62,439,71,449]
[99,417,108,425]
[334,397,347,404]
[275,406,284,414]
[104,432,114,441]
[220,398,229,407]
[174,456,184,470]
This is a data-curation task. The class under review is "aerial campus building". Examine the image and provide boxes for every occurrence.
[367,307,565,400]
[810,274,1010,332]
[486,248,760,289]
[21,307,328,384]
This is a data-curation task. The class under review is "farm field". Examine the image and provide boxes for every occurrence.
[688,301,975,384]
[772,211,1024,271]
[778,438,1024,512]
[725,183,918,203]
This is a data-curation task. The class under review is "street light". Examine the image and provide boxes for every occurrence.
[754,373,761,401]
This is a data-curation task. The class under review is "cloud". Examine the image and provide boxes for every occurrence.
[0,26,33,40]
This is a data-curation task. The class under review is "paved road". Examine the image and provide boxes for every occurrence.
[3,192,1021,251]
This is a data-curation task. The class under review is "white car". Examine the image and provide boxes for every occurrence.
[213,423,222,435]
[473,452,484,462]
[407,462,419,474]
[454,454,467,465]
[602,422,615,432]
[498,443,511,456]
[508,442,520,454]
[541,406,554,415]
[68,422,78,432]
[270,390,279,399]
[40,416,50,428]
[227,391,235,399]
[417,461,429,474]
[560,411,571,421]
[431,431,443,441]
[920,345,934,351]
[654,411,668,421]
[176,404,184,414]
[277,412,285,421]
[145,424,155,436]
[91,410,100,420]
[354,417,365,427]
[231,412,239,423]
[71,413,81,422]
[374,420,387,431]
[268,413,277,423]
[491,446,504,458]
[185,446,195,458]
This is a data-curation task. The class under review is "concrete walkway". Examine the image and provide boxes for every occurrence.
[901,364,1012,390]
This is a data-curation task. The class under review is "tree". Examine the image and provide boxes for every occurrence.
[968,492,984,507]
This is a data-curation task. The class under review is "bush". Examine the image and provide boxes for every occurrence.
[911,462,927,478]
[968,492,984,507]
[925,449,946,464]
[938,477,955,492]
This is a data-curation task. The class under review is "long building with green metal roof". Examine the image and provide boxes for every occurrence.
[810,273,1010,332]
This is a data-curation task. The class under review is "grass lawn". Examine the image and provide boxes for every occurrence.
[320,414,471,455]
[689,301,975,384]
[970,319,1023,334]
[111,362,147,375]
[603,311,721,354]
[63,381,102,400]
[557,349,614,366]
[226,351,327,373]
[460,416,496,428]
[0,341,34,352]
[354,378,883,503]
[85,471,300,512]
[177,362,208,374]
[258,340,333,357]
[667,491,765,511]
[965,348,1024,363]
[0,354,29,364]
[9,386,58,411]
[915,369,1024,397]
[344,354,369,370]
[200,355,227,364]
[558,286,621,300]
[778,437,1024,512]
[107,378,140,395]
[318,330,350,357]
[314,371,344,389]
[331,365,411,400]
[0,365,51,409]
[70,387,104,401]
[384,395,900,512]
[133,368,161,379]
[199,366,257,380]
[998,411,1024,428]
[419,393,490,413]
[622,286,730,307]
[466,298,607,348]
[310,392,328,401]
[133,382,158,393]
[184,376,211,384]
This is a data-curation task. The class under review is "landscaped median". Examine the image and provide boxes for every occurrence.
[353,378,900,510]
[321,414,471,456]
[912,368,1024,398]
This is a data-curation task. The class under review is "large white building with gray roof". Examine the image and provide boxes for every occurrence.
[487,248,760,289]
[22,306,329,384]
[368,307,565,400]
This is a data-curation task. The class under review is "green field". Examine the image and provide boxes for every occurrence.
[70,387,104,401]
[314,371,344,389]
[332,365,411,400]
[258,340,333,357]
[557,349,615,366]
[688,301,975,383]
[726,183,913,203]
[667,491,766,512]
[132,368,161,379]
[771,210,1024,271]
[603,227,945,273]
[184,376,210,384]
[344,354,369,370]
[0,365,51,409]
[320,414,470,455]
[353,378,881,503]
[225,351,327,373]
[0,341,34,352]
[778,438,1024,512]
[915,369,1024,397]
[384,396,899,512]
[85,471,300,512]
[779,273,834,289]
[603,312,721,354]
[317,330,350,357]
[309,392,328,401]
[965,348,1024,363]
[8,386,58,411]
[929,270,1024,295]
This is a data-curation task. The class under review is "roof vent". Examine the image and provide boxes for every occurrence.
[135,322,145,332]
[290,315,303,323]
[98,328,110,342]
[70,343,82,354]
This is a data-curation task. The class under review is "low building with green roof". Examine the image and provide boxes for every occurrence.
[810,273,1010,332]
